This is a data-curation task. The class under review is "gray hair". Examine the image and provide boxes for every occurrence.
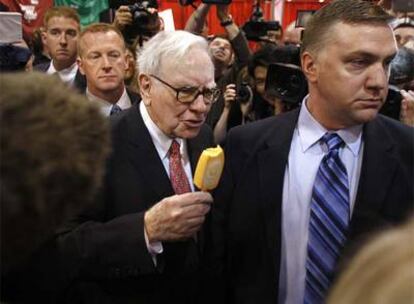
[138,30,209,76]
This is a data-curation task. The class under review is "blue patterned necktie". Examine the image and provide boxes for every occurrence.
[110,104,122,116]
[304,133,350,304]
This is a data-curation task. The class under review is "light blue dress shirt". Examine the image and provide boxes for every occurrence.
[278,98,364,304]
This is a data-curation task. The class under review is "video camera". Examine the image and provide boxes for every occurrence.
[242,21,281,42]
[264,45,306,108]
[380,47,414,120]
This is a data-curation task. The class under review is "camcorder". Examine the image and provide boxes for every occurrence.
[112,0,159,44]
[242,21,281,42]
[263,45,306,108]
[380,47,414,120]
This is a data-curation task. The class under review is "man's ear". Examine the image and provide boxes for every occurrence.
[301,51,318,83]
[77,56,85,75]
[41,30,47,46]
[139,74,152,106]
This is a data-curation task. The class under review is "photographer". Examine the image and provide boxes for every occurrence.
[184,4,251,131]
[213,44,300,144]
[112,0,161,48]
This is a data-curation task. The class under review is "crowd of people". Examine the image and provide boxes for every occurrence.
[1,0,414,303]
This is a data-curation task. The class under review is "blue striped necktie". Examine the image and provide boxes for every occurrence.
[110,104,122,116]
[304,133,350,304]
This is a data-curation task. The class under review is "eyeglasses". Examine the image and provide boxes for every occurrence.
[150,74,220,105]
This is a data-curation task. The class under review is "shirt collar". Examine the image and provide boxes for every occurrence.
[47,61,78,86]
[139,101,186,160]
[86,88,131,117]
[298,96,363,156]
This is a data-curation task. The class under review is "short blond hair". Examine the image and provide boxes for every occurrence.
[327,220,414,304]
[78,23,125,58]
[43,6,80,30]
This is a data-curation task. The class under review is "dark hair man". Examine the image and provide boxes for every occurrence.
[77,23,139,116]
[0,72,110,303]
[205,1,414,303]
[35,7,86,91]
[56,30,217,303]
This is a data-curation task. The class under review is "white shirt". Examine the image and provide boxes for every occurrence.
[278,98,364,304]
[86,88,132,117]
[46,61,78,87]
[139,101,195,264]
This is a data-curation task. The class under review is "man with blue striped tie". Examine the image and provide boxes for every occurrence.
[205,1,414,304]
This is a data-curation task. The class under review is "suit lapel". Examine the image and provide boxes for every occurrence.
[351,117,398,231]
[123,103,175,204]
[258,110,299,264]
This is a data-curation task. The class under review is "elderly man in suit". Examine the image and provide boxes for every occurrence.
[57,30,218,303]
[205,1,414,303]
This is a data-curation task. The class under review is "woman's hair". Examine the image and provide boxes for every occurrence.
[327,219,414,304]
[0,72,111,272]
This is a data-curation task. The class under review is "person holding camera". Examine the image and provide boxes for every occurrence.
[184,4,251,132]
[213,44,300,144]
[113,0,161,48]
[204,1,414,303]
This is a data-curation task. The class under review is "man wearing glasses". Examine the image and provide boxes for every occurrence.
[57,30,217,303]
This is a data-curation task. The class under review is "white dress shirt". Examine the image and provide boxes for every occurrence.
[86,88,132,117]
[139,101,195,264]
[46,61,78,87]
[278,97,364,304]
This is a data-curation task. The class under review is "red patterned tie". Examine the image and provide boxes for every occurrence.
[169,140,191,194]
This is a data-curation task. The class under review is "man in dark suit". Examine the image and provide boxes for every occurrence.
[206,1,414,304]
[77,23,139,116]
[34,7,86,92]
[56,30,218,303]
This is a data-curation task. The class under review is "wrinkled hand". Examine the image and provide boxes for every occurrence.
[400,90,414,127]
[113,5,133,30]
[216,4,230,21]
[144,192,213,242]
[223,84,237,109]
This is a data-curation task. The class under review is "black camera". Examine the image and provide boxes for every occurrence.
[389,47,414,87]
[380,86,402,120]
[242,21,281,42]
[123,0,159,44]
[379,47,414,121]
[236,82,253,104]
[264,45,307,107]
[265,63,307,106]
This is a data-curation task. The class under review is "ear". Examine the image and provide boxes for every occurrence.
[77,57,85,75]
[41,30,47,46]
[301,51,318,83]
[123,50,129,72]
[138,74,152,106]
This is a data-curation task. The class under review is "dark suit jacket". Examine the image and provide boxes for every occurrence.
[56,102,214,303]
[34,61,87,93]
[205,109,414,304]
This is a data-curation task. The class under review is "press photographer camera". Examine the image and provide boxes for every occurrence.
[112,0,160,45]
[241,1,282,43]
[263,44,306,109]
[380,47,414,120]
[236,81,253,104]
